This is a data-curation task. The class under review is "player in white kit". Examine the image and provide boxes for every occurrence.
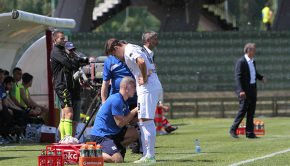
[105,38,162,163]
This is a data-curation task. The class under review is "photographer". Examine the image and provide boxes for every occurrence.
[64,41,83,137]
[50,31,85,139]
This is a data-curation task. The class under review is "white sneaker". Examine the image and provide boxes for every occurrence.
[133,156,156,163]
[156,130,168,135]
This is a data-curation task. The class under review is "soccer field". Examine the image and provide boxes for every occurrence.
[1,117,290,166]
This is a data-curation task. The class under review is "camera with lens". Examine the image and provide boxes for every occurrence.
[74,56,107,90]
[74,52,89,66]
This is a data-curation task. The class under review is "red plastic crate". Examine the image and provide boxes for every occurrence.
[236,121,265,135]
[46,143,84,164]
[254,129,265,135]
[79,157,104,166]
[38,154,64,166]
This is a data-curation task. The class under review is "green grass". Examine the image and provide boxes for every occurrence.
[1,117,290,165]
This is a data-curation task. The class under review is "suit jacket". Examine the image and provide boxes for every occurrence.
[235,56,263,97]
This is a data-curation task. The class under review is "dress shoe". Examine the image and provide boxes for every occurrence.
[246,134,260,139]
[229,131,239,139]
[165,126,178,133]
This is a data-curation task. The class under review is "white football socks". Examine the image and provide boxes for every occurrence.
[138,120,156,159]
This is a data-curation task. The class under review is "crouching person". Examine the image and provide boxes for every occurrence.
[90,77,139,163]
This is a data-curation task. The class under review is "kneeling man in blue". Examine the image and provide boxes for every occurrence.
[90,77,139,163]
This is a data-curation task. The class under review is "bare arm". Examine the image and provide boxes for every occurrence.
[129,116,138,126]
[114,108,138,128]
[10,95,25,108]
[6,98,22,110]
[137,57,148,85]
[157,102,170,112]
[27,92,41,108]
[268,10,273,19]
[20,88,33,107]
[101,80,110,104]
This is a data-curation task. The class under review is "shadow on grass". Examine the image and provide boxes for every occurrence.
[171,123,191,126]
[0,157,21,161]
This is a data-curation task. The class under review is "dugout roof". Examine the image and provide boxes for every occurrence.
[0,10,75,71]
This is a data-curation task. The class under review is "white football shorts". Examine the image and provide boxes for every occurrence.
[137,89,162,119]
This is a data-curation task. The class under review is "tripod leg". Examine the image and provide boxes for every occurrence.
[82,94,98,123]
[77,101,101,140]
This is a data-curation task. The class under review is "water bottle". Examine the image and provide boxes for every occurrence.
[56,150,62,166]
[260,121,264,129]
[40,150,46,166]
[96,144,103,157]
[195,139,201,153]
[80,144,89,157]
[19,133,24,144]
[88,145,96,157]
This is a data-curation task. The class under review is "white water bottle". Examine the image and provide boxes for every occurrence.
[195,139,201,153]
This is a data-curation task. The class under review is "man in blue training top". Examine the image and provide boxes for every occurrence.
[90,77,139,163]
[101,40,140,154]
[101,40,137,110]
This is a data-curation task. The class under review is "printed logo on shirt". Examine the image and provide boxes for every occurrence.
[2,92,6,99]
[111,146,117,150]
[149,69,156,74]
[110,64,119,71]
[122,105,127,115]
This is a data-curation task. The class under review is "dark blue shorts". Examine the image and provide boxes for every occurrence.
[90,126,127,156]
[90,136,120,156]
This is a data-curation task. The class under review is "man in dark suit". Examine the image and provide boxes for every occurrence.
[229,43,267,139]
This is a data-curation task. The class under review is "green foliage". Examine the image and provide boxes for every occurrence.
[0,0,17,13]
[93,7,160,32]
[0,0,51,15]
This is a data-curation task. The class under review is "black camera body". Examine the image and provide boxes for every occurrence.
[77,56,107,89]
[75,52,89,66]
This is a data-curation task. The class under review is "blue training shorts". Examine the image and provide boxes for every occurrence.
[90,136,120,156]
[90,126,127,156]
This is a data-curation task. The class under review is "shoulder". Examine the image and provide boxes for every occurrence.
[110,93,122,101]
[126,44,143,53]
[237,56,246,63]
[51,46,59,54]
[51,46,64,56]
[104,56,112,65]
[105,55,120,64]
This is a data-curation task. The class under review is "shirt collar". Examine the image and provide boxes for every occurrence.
[244,54,254,62]
[143,45,153,55]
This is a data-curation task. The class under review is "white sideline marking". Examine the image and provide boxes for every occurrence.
[0,146,16,150]
[229,148,290,166]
